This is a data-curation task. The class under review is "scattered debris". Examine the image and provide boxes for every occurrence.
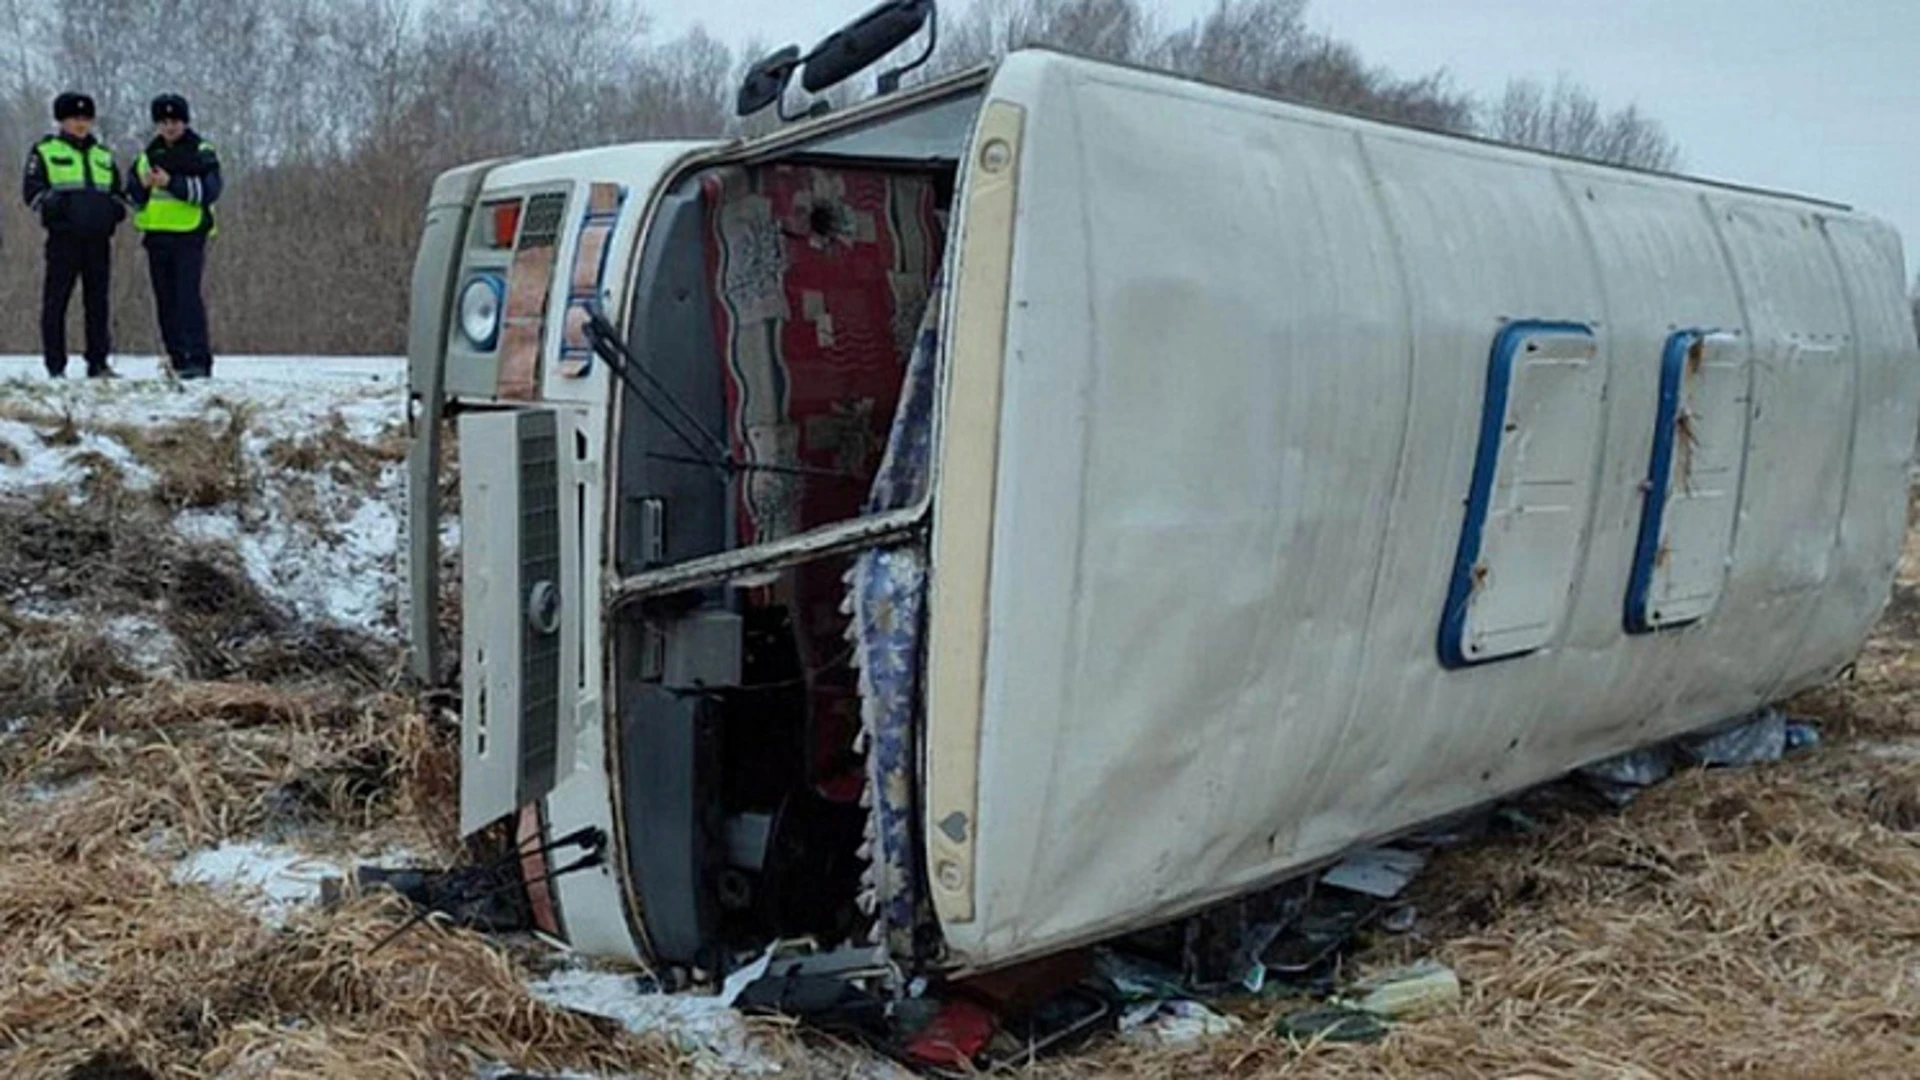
[1680,707,1789,767]
[1580,708,1822,807]
[1261,888,1383,976]
[523,968,781,1075]
[1579,745,1675,806]
[1117,999,1240,1046]
[1786,719,1821,752]
[343,860,532,935]
[1274,1003,1390,1044]
[1345,959,1461,1019]
[904,999,998,1066]
[1320,846,1428,899]
[1093,950,1190,1003]
[982,988,1112,1066]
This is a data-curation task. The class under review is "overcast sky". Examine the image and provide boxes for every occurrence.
[656,0,1918,282]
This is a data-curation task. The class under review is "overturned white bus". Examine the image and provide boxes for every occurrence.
[401,17,1920,987]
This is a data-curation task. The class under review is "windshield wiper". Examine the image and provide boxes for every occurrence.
[584,308,860,483]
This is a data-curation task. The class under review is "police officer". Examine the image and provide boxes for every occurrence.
[130,93,221,380]
[22,91,126,379]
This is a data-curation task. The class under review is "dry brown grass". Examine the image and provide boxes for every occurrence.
[113,403,258,511]
[1023,496,1920,1079]
[1025,757,1920,1078]
[264,411,408,489]
[0,639,688,1078]
[0,615,146,722]
[0,861,684,1078]
[0,394,259,512]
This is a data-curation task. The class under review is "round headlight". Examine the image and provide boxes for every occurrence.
[458,275,503,350]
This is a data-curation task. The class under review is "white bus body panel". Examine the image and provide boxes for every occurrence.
[455,143,717,962]
[457,409,528,834]
[929,53,1919,969]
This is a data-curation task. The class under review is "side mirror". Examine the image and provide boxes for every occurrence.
[736,45,802,118]
[801,0,933,94]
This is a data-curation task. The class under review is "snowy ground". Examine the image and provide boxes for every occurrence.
[0,355,806,1077]
[0,354,408,640]
[0,353,407,388]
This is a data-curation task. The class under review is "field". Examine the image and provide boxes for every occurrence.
[0,357,1914,1078]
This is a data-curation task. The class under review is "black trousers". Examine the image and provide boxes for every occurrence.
[42,233,112,375]
[144,233,211,374]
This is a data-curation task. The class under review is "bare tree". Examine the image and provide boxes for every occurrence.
[0,0,1688,357]
[0,0,742,356]
[1490,75,1680,171]
[940,0,1474,132]
[1156,0,1309,90]
[940,0,1162,72]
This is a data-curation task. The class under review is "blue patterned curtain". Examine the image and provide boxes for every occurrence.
[844,281,942,954]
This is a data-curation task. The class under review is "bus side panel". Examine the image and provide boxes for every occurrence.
[930,53,1917,970]
[1791,219,1920,679]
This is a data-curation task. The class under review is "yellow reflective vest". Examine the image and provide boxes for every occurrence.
[133,145,217,235]
[34,138,115,191]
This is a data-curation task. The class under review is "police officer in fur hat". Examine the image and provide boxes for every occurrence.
[130,93,222,380]
[22,91,127,378]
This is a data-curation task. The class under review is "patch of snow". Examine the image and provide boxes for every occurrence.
[0,417,155,497]
[105,614,183,675]
[0,355,411,639]
[0,354,403,389]
[70,429,155,490]
[24,776,95,804]
[0,357,404,465]
[172,841,346,927]
[523,969,782,1076]
[175,509,242,544]
[218,465,403,637]
[0,418,72,490]
[11,596,71,621]
[173,841,428,926]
